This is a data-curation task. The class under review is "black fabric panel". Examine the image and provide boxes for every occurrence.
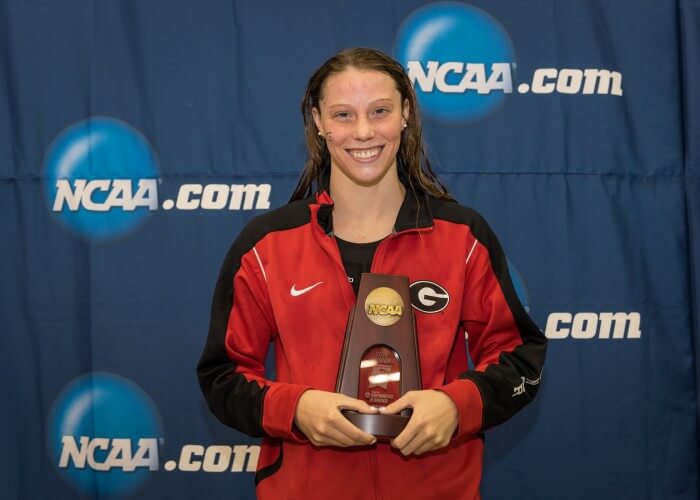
[318,183,434,234]
[394,189,433,232]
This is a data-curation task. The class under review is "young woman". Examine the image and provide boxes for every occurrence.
[198,48,546,499]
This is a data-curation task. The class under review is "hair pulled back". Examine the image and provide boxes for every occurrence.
[290,47,452,202]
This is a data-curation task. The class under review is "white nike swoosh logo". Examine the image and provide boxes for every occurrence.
[290,281,324,297]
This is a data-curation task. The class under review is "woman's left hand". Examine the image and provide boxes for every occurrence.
[379,390,459,456]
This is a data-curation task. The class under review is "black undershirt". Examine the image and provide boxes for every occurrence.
[335,236,382,295]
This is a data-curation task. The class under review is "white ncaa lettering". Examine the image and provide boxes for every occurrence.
[177,444,259,472]
[58,435,159,471]
[53,179,158,211]
[87,437,110,471]
[291,281,324,297]
[202,445,232,472]
[175,183,271,210]
[545,312,641,339]
[531,68,557,94]
[201,184,230,210]
[408,61,439,91]
[556,69,583,94]
[177,445,204,471]
[176,183,202,210]
[59,436,90,468]
[571,312,599,339]
[409,62,623,97]
[530,68,623,96]
[407,61,513,94]
[81,180,110,211]
[230,445,259,472]
[582,69,623,96]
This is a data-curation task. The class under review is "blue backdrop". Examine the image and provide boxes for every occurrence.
[2,1,698,498]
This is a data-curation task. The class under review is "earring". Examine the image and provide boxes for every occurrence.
[318,131,323,136]
[402,122,407,129]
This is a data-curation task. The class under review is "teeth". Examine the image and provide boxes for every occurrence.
[348,147,381,159]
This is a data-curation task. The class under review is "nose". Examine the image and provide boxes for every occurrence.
[353,116,374,141]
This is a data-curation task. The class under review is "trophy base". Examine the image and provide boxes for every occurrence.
[342,410,411,440]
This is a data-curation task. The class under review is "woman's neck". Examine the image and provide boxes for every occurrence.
[329,167,405,243]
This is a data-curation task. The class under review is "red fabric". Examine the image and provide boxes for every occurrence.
[221,196,538,499]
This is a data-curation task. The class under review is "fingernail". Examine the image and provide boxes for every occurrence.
[378,407,386,413]
[370,438,377,445]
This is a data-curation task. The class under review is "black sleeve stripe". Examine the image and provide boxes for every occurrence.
[196,197,313,436]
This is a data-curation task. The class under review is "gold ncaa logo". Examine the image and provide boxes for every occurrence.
[365,287,404,326]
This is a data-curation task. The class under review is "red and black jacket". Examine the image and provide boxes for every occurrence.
[197,189,547,500]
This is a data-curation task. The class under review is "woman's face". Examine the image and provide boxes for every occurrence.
[312,67,408,188]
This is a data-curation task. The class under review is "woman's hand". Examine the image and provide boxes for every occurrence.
[294,389,378,447]
[380,390,459,456]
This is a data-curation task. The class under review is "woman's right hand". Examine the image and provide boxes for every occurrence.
[293,389,378,447]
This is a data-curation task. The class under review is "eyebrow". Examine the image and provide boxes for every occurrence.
[326,98,395,110]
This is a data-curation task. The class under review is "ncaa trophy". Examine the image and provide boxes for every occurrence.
[335,273,421,439]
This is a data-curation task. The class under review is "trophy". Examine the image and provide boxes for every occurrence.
[335,273,421,439]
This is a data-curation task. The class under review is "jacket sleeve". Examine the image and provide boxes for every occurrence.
[196,231,310,440]
[438,213,547,437]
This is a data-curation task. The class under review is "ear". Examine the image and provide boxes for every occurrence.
[402,98,410,124]
[311,107,323,135]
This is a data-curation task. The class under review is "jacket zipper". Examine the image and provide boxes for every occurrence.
[366,227,432,500]
[369,449,382,500]
[320,223,431,500]
[312,217,357,309]
[321,225,432,305]
[370,226,433,273]
[327,234,358,308]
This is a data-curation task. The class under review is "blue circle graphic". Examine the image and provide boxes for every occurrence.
[43,117,159,240]
[395,2,515,122]
[47,372,162,497]
[507,260,530,312]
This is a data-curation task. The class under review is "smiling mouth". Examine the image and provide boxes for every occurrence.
[346,146,383,161]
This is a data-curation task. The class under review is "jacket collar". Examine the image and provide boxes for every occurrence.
[314,184,433,235]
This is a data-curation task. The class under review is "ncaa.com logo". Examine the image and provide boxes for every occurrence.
[508,261,641,340]
[43,117,271,241]
[48,372,259,497]
[395,2,624,122]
